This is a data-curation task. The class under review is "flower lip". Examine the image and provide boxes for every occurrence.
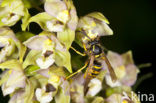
[44,50,53,57]
[45,83,56,93]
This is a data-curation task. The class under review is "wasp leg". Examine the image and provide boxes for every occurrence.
[66,62,88,80]
[83,43,87,51]
[70,46,86,56]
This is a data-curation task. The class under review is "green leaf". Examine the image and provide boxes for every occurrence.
[25,65,40,76]
[57,28,75,49]
[55,50,72,73]
[55,87,70,103]
[22,12,54,31]
[23,50,41,69]
[16,31,35,42]
[0,59,22,70]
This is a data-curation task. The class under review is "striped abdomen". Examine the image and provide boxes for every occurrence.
[90,60,102,78]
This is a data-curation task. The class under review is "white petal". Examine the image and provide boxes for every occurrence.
[41,93,53,103]
[50,35,64,51]
[2,70,26,96]
[107,51,123,69]
[2,84,15,96]
[35,88,53,103]
[105,74,121,87]
[0,27,18,42]
[44,1,67,19]
[37,69,49,78]
[87,78,102,96]
[24,35,48,50]
[1,14,21,25]
[46,21,64,32]
[0,44,15,63]
[36,55,55,69]
[9,90,24,103]
[36,88,42,101]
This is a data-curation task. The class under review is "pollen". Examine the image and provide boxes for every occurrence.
[44,39,52,45]
[122,100,128,103]
[115,65,126,79]
[49,74,60,83]
[57,10,69,23]
[91,21,96,27]
[119,65,126,71]
[62,10,69,16]
[8,70,12,75]
[88,30,98,39]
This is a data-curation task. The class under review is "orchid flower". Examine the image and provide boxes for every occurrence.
[0,27,26,63]
[104,51,139,87]
[24,31,72,73]
[106,91,140,103]
[0,60,26,96]
[0,0,30,27]
[35,66,70,103]
[22,0,78,49]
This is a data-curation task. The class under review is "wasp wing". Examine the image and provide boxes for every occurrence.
[84,55,95,94]
[101,52,117,82]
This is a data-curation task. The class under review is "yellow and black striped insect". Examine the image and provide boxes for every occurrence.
[66,12,117,92]
[67,30,117,82]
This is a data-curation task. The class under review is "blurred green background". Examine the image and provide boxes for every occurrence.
[0,0,155,102]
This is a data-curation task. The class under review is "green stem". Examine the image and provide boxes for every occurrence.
[133,73,153,91]
[137,63,152,69]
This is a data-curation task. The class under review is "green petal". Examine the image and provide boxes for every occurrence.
[23,50,41,69]
[1,0,25,15]
[55,50,72,73]
[29,74,48,88]
[105,86,131,97]
[22,0,43,9]
[75,32,84,48]
[96,70,107,82]
[22,12,55,31]
[0,70,10,86]
[57,28,75,49]
[92,97,104,103]
[16,31,35,42]
[21,9,31,31]
[122,51,134,65]
[15,41,27,63]
[87,12,110,24]
[55,87,70,103]
[49,65,68,77]
[24,80,35,103]
[25,65,40,76]
[0,59,22,70]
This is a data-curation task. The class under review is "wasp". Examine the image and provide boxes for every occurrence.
[66,12,117,92]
